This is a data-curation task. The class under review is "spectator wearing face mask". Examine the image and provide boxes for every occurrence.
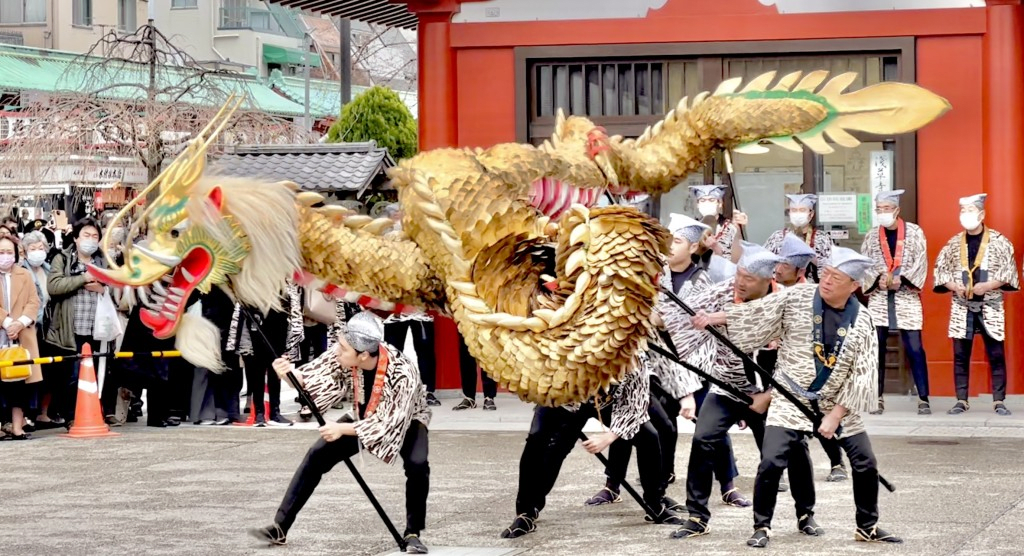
[0,235,41,440]
[763,194,834,284]
[19,231,55,427]
[44,218,107,426]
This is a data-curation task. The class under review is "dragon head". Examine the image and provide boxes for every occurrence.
[88,97,300,339]
[528,109,622,219]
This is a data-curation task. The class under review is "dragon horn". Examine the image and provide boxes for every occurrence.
[731,71,951,155]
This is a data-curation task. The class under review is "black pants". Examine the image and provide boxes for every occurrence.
[693,383,739,482]
[817,435,845,468]
[515,404,665,518]
[244,354,282,417]
[605,381,676,492]
[752,426,818,530]
[876,327,930,400]
[838,432,880,529]
[953,312,1007,402]
[384,320,436,393]
[300,324,329,366]
[275,421,430,535]
[211,356,244,422]
[458,333,496,399]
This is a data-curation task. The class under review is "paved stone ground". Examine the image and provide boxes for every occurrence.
[3,390,1024,556]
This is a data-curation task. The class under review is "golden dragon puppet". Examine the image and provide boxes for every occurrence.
[88,70,949,407]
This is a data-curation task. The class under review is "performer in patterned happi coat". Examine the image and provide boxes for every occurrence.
[249,311,433,554]
[670,242,817,540]
[859,189,931,415]
[693,247,902,548]
[776,233,849,483]
[934,193,1019,416]
[585,214,708,508]
[690,185,747,260]
[764,194,834,282]
[775,233,816,287]
[501,352,687,539]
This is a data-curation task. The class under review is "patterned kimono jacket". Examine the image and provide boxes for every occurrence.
[653,264,711,401]
[672,278,780,403]
[860,220,928,330]
[933,227,1019,341]
[765,227,834,280]
[724,284,878,436]
[562,355,650,441]
[350,342,432,464]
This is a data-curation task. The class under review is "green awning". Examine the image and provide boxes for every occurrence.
[263,44,321,68]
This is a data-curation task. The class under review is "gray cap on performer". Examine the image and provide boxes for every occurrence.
[875,189,905,206]
[343,311,384,353]
[778,233,816,270]
[689,185,727,200]
[668,213,711,243]
[786,194,818,209]
[959,193,987,209]
[737,241,783,279]
[826,247,875,282]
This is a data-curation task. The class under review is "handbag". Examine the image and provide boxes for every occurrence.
[303,287,338,325]
[0,342,31,382]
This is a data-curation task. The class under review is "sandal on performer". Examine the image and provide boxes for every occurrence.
[869,397,884,415]
[404,533,429,554]
[855,525,903,543]
[995,402,1012,416]
[500,513,536,539]
[645,505,687,525]
[947,400,969,415]
[722,488,752,507]
[918,400,932,415]
[747,527,771,548]
[663,495,685,512]
[826,464,848,482]
[584,487,621,506]
[670,517,710,539]
[798,514,824,536]
[248,524,287,546]
[452,397,477,411]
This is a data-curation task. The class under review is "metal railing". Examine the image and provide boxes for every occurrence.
[218,7,289,36]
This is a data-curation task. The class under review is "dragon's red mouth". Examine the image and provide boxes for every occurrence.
[529,178,605,219]
[138,248,213,338]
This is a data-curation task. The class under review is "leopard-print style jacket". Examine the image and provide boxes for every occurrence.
[933,228,1019,341]
[653,265,710,400]
[350,343,432,465]
[560,354,650,441]
[724,284,878,437]
[861,221,928,330]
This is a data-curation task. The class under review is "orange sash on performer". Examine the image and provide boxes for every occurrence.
[352,347,390,418]
[879,219,905,286]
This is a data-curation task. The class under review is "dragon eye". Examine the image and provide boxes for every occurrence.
[170,229,180,239]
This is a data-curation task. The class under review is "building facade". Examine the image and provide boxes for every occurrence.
[0,0,147,52]
[273,0,1024,398]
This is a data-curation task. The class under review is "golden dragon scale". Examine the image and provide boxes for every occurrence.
[89,71,950,407]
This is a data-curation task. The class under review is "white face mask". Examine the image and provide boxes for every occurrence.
[697,201,719,217]
[789,212,810,228]
[960,212,982,231]
[876,212,896,228]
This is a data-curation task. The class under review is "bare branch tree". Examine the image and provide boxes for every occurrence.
[0,23,313,214]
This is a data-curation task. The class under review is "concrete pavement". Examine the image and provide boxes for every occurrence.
[3,389,1024,555]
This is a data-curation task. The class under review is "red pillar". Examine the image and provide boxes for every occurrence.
[983,1,1024,395]
[406,0,463,391]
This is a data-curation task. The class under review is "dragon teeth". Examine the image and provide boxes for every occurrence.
[152,281,167,296]
[180,268,195,282]
[169,286,186,296]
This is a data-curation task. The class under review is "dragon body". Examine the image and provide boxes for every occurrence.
[89,71,949,406]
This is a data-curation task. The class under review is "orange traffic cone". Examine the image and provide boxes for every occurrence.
[60,343,119,439]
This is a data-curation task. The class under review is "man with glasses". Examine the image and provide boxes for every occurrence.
[934,194,1019,416]
[692,247,902,548]
[859,190,931,415]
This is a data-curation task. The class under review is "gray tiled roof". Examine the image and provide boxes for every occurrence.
[209,142,395,193]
